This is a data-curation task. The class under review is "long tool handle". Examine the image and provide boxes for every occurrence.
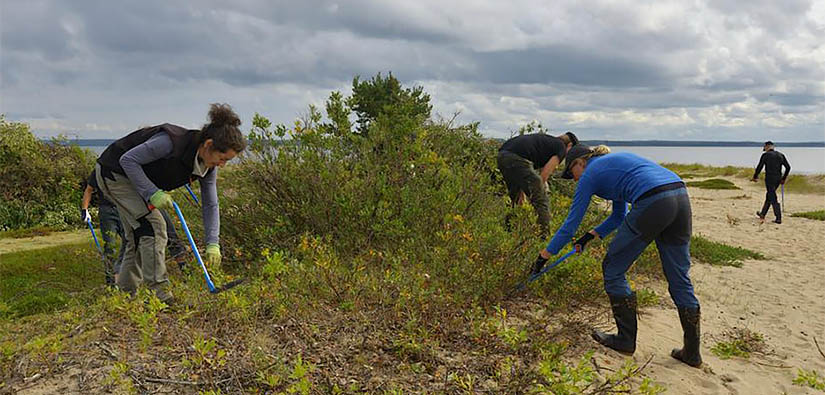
[528,249,577,282]
[172,202,217,293]
[185,184,200,206]
[86,219,103,254]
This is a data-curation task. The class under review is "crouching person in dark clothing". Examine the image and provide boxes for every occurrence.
[536,144,702,367]
[95,103,246,303]
[496,131,578,234]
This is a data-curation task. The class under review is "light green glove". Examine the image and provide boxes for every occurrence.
[149,190,174,210]
[204,243,221,266]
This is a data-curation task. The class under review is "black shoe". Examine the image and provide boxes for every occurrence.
[671,306,702,368]
[592,293,637,354]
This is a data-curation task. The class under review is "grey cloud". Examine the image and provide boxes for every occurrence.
[469,45,669,87]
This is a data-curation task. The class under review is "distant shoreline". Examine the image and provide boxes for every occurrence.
[56,139,825,148]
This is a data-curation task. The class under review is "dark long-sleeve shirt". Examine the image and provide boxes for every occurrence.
[753,150,790,180]
[119,133,221,244]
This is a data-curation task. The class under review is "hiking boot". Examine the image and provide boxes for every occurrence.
[671,306,702,368]
[592,293,637,354]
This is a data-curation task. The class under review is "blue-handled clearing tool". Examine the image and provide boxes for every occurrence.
[172,202,244,293]
[508,249,577,297]
[184,184,200,207]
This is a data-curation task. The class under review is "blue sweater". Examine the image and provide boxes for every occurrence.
[545,152,682,255]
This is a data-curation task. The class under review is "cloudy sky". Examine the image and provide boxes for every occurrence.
[1,0,823,141]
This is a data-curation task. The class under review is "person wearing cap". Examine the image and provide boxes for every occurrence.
[750,141,790,224]
[535,144,702,367]
[496,131,578,234]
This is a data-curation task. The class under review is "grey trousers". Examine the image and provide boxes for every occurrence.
[95,163,172,302]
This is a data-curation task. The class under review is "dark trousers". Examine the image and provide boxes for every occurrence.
[760,176,781,220]
[496,150,550,232]
[99,203,126,283]
[602,188,699,309]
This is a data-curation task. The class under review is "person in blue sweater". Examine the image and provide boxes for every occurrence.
[536,144,702,367]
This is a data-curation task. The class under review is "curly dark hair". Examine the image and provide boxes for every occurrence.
[202,103,246,153]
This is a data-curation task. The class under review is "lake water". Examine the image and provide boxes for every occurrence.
[85,145,825,174]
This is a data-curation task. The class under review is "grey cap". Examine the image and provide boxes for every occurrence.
[561,144,592,179]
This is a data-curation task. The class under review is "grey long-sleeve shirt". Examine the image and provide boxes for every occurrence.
[119,133,220,244]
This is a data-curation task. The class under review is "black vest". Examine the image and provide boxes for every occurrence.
[97,124,213,191]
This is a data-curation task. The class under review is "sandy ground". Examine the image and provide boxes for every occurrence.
[591,177,825,394]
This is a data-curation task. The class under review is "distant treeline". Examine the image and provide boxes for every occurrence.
[58,138,825,148]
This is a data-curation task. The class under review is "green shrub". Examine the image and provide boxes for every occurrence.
[685,178,740,190]
[791,210,825,221]
[218,74,605,318]
[0,116,96,230]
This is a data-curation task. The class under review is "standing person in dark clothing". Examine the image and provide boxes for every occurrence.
[537,145,702,367]
[95,103,246,303]
[497,131,578,234]
[751,141,790,224]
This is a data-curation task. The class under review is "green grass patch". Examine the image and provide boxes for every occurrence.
[0,226,55,239]
[0,241,103,319]
[794,369,825,391]
[636,289,660,308]
[791,210,825,221]
[690,235,765,267]
[783,174,825,195]
[710,328,765,359]
[686,178,740,190]
[662,163,751,179]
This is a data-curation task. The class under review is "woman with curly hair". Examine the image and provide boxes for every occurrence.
[95,103,246,303]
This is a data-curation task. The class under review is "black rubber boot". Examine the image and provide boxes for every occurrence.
[592,293,637,354]
[671,306,702,367]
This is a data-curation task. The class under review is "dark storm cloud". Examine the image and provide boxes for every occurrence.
[469,45,668,87]
[1,0,822,141]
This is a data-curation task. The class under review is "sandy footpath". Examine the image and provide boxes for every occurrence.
[592,177,825,394]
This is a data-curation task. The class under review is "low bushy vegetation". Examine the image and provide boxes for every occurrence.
[1,75,666,393]
[686,178,740,190]
[663,162,825,194]
[689,235,765,267]
[710,328,766,359]
[0,116,96,231]
[794,369,825,391]
[791,210,825,221]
